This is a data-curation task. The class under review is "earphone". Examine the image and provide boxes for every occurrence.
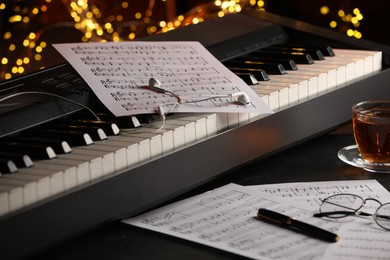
[148,77,251,106]
[148,77,251,130]
[228,92,250,105]
[148,78,165,93]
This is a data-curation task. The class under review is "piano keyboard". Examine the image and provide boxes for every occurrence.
[1,9,390,259]
[0,47,382,217]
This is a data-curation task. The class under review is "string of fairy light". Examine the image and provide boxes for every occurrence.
[320,5,364,39]
[1,0,365,81]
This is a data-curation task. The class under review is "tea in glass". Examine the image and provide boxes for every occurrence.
[353,101,390,164]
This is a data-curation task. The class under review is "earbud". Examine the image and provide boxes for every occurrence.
[148,77,165,93]
[157,104,165,117]
[231,92,250,105]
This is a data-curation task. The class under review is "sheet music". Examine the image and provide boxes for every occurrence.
[124,180,390,260]
[53,41,272,116]
[246,179,390,211]
[323,223,390,260]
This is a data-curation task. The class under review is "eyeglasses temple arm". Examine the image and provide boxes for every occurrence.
[313,211,357,218]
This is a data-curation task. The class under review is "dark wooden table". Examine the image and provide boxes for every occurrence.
[32,124,390,260]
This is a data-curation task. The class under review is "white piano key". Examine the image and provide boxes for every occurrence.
[176,114,208,140]
[363,56,374,74]
[0,187,9,215]
[94,140,132,169]
[281,72,319,100]
[2,173,48,204]
[306,66,337,92]
[160,123,185,149]
[255,86,290,109]
[354,59,364,78]
[78,143,127,174]
[138,123,177,153]
[32,162,65,195]
[0,185,23,212]
[315,58,350,85]
[183,120,197,142]
[248,112,262,120]
[75,146,115,176]
[160,119,197,145]
[145,118,188,149]
[133,137,152,162]
[266,75,309,101]
[252,86,279,110]
[0,178,36,208]
[258,80,299,105]
[120,131,162,158]
[238,113,250,124]
[259,94,269,107]
[216,113,229,131]
[107,135,147,164]
[373,52,382,71]
[332,50,375,75]
[53,154,91,185]
[37,160,78,190]
[293,65,331,93]
[62,152,102,182]
[333,49,381,72]
[113,136,141,166]
[345,62,355,82]
[227,113,239,127]
[205,114,218,137]
[17,167,52,199]
[330,50,376,82]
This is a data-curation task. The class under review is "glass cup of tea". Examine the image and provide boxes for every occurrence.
[338,100,390,173]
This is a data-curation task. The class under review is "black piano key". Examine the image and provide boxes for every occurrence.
[135,114,156,124]
[42,124,107,141]
[13,137,72,154]
[235,72,258,85]
[23,129,94,146]
[251,50,314,64]
[318,46,335,57]
[264,46,325,60]
[0,159,18,174]
[223,60,287,75]
[0,143,56,160]
[57,119,120,136]
[237,56,298,70]
[0,152,33,168]
[93,113,143,128]
[279,44,335,57]
[228,67,270,81]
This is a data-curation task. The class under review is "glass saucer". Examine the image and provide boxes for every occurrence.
[338,145,390,173]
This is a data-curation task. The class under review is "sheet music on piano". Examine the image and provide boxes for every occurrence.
[53,41,272,117]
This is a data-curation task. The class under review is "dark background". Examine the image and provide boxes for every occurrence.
[1,0,389,81]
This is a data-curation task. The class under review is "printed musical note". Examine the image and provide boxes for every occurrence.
[124,180,390,260]
[248,180,390,211]
[323,222,390,260]
[54,41,272,116]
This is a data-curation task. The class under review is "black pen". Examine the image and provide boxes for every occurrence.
[257,208,340,242]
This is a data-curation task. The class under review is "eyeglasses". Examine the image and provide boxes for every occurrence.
[313,193,390,231]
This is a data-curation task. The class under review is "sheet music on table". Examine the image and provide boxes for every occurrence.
[246,179,390,211]
[124,180,390,260]
[53,41,272,117]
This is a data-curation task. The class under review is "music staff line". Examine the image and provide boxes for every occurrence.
[54,41,272,116]
[71,44,198,56]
